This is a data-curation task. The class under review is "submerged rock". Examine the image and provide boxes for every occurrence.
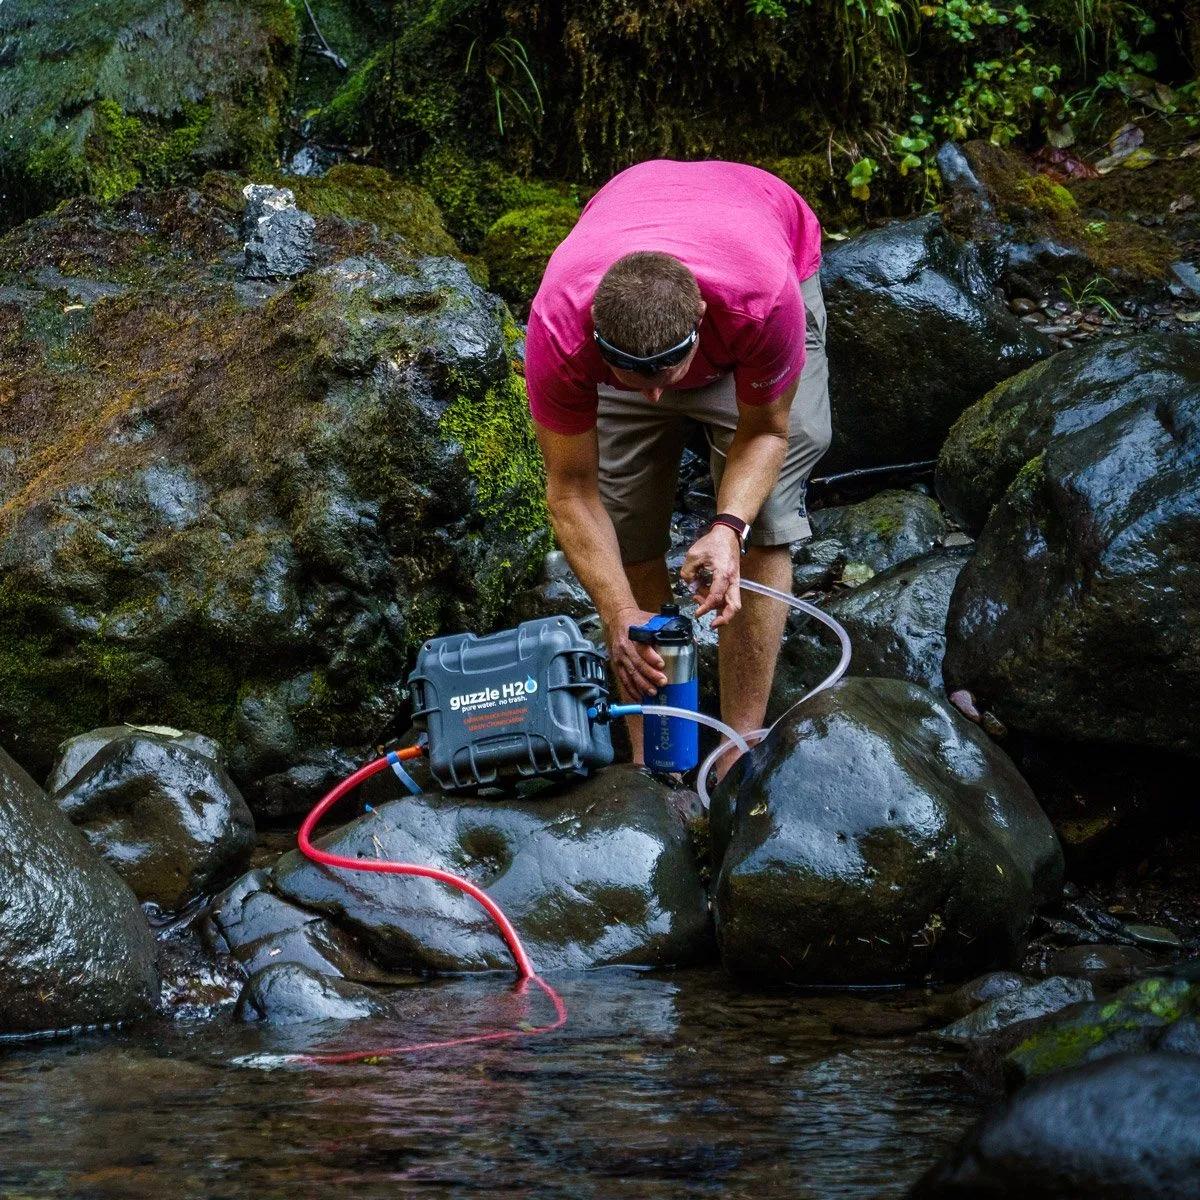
[773,546,971,707]
[236,962,392,1025]
[0,746,157,1034]
[272,765,714,973]
[942,333,1200,757]
[1047,945,1154,990]
[819,214,1053,472]
[712,678,1063,986]
[51,730,255,911]
[0,175,549,807]
[911,1054,1200,1199]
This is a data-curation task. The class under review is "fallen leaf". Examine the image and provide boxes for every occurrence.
[1169,194,1195,214]
[1180,142,1200,159]
[1047,122,1076,149]
[123,722,184,737]
[1122,148,1157,170]
[1177,312,1200,322]
[840,562,875,587]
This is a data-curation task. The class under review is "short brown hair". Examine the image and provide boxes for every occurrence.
[592,252,702,356]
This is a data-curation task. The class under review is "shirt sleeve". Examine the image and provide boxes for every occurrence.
[732,275,807,405]
[524,312,599,435]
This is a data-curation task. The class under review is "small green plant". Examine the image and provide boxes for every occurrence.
[846,156,878,200]
[464,34,543,137]
[1059,273,1123,320]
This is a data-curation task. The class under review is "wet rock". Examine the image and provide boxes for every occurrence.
[0,745,157,1034]
[1004,977,1200,1086]
[203,868,404,983]
[0,1,297,221]
[792,489,948,591]
[242,185,316,278]
[911,1054,1200,1199]
[1047,945,1154,990]
[939,976,1094,1043]
[0,177,549,807]
[51,732,255,911]
[819,214,1053,472]
[942,334,1200,757]
[513,550,595,622]
[47,724,226,793]
[235,962,392,1025]
[772,547,971,707]
[272,766,714,973]
[712,677,1063,986]
[944,971,1029,1020]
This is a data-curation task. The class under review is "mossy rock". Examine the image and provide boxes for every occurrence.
[481,203,580,309]
[0,0,299,223]
[0,176,550,809]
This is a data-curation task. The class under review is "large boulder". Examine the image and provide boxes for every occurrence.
[0,746,158,1033]
[772,546,971,708]
[712,677,1063,986]
[47,725,226,793]
[272,765,714,973]
[911,1054,1200,1199]
[0,175,550,811]
[819,214,1053,472]
[0,0,298,221]
[941,333,1200,756]
[51,730,255,911]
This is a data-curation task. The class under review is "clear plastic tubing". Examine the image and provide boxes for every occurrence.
[607,703,751,758]
[694,579,852,810]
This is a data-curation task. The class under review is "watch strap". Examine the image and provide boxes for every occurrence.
[710,512,751,552]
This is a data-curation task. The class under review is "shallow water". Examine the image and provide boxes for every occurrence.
[0,967,985,1199]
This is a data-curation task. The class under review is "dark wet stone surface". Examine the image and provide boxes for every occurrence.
[820,214,1053,472]
[773,547,971,708]
[51,732,255,911]
[942,333,1200,757]
[242,185,316,279]
[1001,976,1200,1086]
[235,962,393,1025]
[944,971,1029,1020]
[273,765,715,973]
[47,725,226,794]
[712,677,1063,986]
[1047,944,1155,989]
[938,976,1094,1043]
[796,489,950,588]
[202,868,406,984]
[0,746,157,1034]
[911,1053,1200,1198]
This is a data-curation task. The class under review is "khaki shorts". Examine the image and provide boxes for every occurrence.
[596,272,831,563]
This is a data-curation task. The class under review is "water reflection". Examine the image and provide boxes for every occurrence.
[0,969,979,1198]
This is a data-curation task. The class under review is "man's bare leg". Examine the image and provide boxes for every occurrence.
[619,555,674,762]
[716,544,792,779]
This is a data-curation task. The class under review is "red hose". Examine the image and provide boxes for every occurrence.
[291,747,566,1063]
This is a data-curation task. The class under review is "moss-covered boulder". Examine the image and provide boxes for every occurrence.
[0,176,551,811]
[0,745,158,1034]
[942,333,1200,757]
[272,765,714,973]
[481,203,580,311]
[0,0,299,222]
[712,677,1063,986]
[820,214,1054,473]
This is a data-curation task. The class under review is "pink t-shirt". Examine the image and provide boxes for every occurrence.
[525,160,822,435]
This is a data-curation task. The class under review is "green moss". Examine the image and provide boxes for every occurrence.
[286,164,462,258]
[480,203,580,308]
[440,371,550,547]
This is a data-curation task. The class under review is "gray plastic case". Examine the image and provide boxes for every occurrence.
[409,615,613,792]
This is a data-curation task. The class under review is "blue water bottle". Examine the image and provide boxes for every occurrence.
[629,605,699,772]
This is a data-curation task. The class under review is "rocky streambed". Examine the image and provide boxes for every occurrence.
[1,139,1199,1194]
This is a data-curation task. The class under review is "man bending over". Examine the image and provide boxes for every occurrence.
[525,159,830,771]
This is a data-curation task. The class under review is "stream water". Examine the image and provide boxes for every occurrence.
[0,967,984,1198]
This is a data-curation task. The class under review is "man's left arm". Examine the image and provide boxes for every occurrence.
[680,379,797,625]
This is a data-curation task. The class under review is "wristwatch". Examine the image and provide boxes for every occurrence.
[709,512,752,554]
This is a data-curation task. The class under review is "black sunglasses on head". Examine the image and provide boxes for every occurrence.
[593,326,699,376]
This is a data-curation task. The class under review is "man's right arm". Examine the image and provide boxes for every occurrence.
[533,421,667,699]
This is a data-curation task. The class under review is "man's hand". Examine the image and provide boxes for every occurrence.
[606,606,670,701]
[680,525,742,626]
